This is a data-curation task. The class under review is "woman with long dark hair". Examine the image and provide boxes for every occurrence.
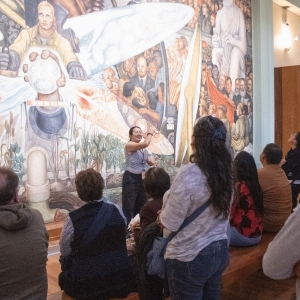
[158,116,233,299]
[122,126,156,225]
[230,151,264,246]
[281,132,300,209]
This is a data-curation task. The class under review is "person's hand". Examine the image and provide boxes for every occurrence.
[224,33,235,46]
[130,220,140,233]
[293,261,300,278]
[23,50,66,89]
[139,108,147,115]
[212,34,220,47]
[67,61,87,80]
[0,51,9,70]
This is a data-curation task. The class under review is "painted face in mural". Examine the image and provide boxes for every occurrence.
[38,4,55,31]
[247,79,252,94]
[153,51,163,69]
[137,57,147,79]
[129,66,136,78]
[200,86,205,99]
[239,79,246,97]
[123,59,133,73]
[223,0,233,7]
[202,4,208,16]
[235,79,240,93]
[148,60,157,79]
[212,65,219,79]
[219,74,226,88]
[208,102,216,115]
[218,108,224,119]
[225,78,232,94]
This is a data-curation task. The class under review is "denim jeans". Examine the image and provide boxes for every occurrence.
[166,239,229,300]
[122,171,147,225]
[229,226,261,247]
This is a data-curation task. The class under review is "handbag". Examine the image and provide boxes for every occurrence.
[146,200,210,279]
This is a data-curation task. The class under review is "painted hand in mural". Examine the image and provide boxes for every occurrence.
[66,61,88,80]
[212,34,221,48]
[0,48,21,72]
[23,50,66,95]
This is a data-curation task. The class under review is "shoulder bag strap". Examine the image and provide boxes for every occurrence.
[159,200,211,256]
[81,201,114,246]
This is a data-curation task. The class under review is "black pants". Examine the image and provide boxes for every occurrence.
[291,183,300,209]
[122,171,147,225]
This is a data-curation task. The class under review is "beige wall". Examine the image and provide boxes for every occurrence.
[274,3,300,67]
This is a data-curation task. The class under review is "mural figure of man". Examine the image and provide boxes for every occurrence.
[130,56,155,93]
[239,78,251,105]
[225,76,234,100]
[211,0,247,91]
[201,2,212,34]
[0,1,87,80]
[218,104,231,149]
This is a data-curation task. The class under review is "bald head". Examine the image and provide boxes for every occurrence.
[0,168,19,205]
[137,56,147,78]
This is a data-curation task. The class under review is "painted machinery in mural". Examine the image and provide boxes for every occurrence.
[0,0,197,223]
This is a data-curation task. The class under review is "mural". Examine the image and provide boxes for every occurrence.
[199,0,253,157]
[0,0,252,223]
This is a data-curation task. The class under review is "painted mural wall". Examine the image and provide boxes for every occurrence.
[0,0,252,223]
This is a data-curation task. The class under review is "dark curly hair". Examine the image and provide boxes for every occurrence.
[144,167,170,199]
[190,116,233,218]
[0,167,19,205]
[75,168,104,202]
[233,151,264,215]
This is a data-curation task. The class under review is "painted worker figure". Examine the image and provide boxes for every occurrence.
[0,1,87,80]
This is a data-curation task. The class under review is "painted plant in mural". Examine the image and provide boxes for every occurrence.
[0,0,252,223]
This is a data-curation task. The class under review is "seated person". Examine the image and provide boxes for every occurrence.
[263,205,300,300]
[258,143,292,232]
[229,151,264,247]
[59,168,136,299]
[0,167,48,300]
[133,167,170,300]
[133,166,170,243]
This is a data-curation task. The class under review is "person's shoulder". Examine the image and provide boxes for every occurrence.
[130,74,138,82]
[147,75,155,83]
[177,163,204,179]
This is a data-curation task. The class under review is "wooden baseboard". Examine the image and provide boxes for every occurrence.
[46,221,64,243]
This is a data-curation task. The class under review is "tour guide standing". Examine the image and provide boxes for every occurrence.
[122,126,156,225]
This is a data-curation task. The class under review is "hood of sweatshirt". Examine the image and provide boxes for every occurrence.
[0,203,33,230]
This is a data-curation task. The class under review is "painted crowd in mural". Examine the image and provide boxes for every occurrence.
[0,0,252,223]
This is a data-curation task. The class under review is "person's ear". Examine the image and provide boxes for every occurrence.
[13,190,19,203]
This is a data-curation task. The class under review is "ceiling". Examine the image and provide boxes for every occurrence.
[273,0,300,16]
